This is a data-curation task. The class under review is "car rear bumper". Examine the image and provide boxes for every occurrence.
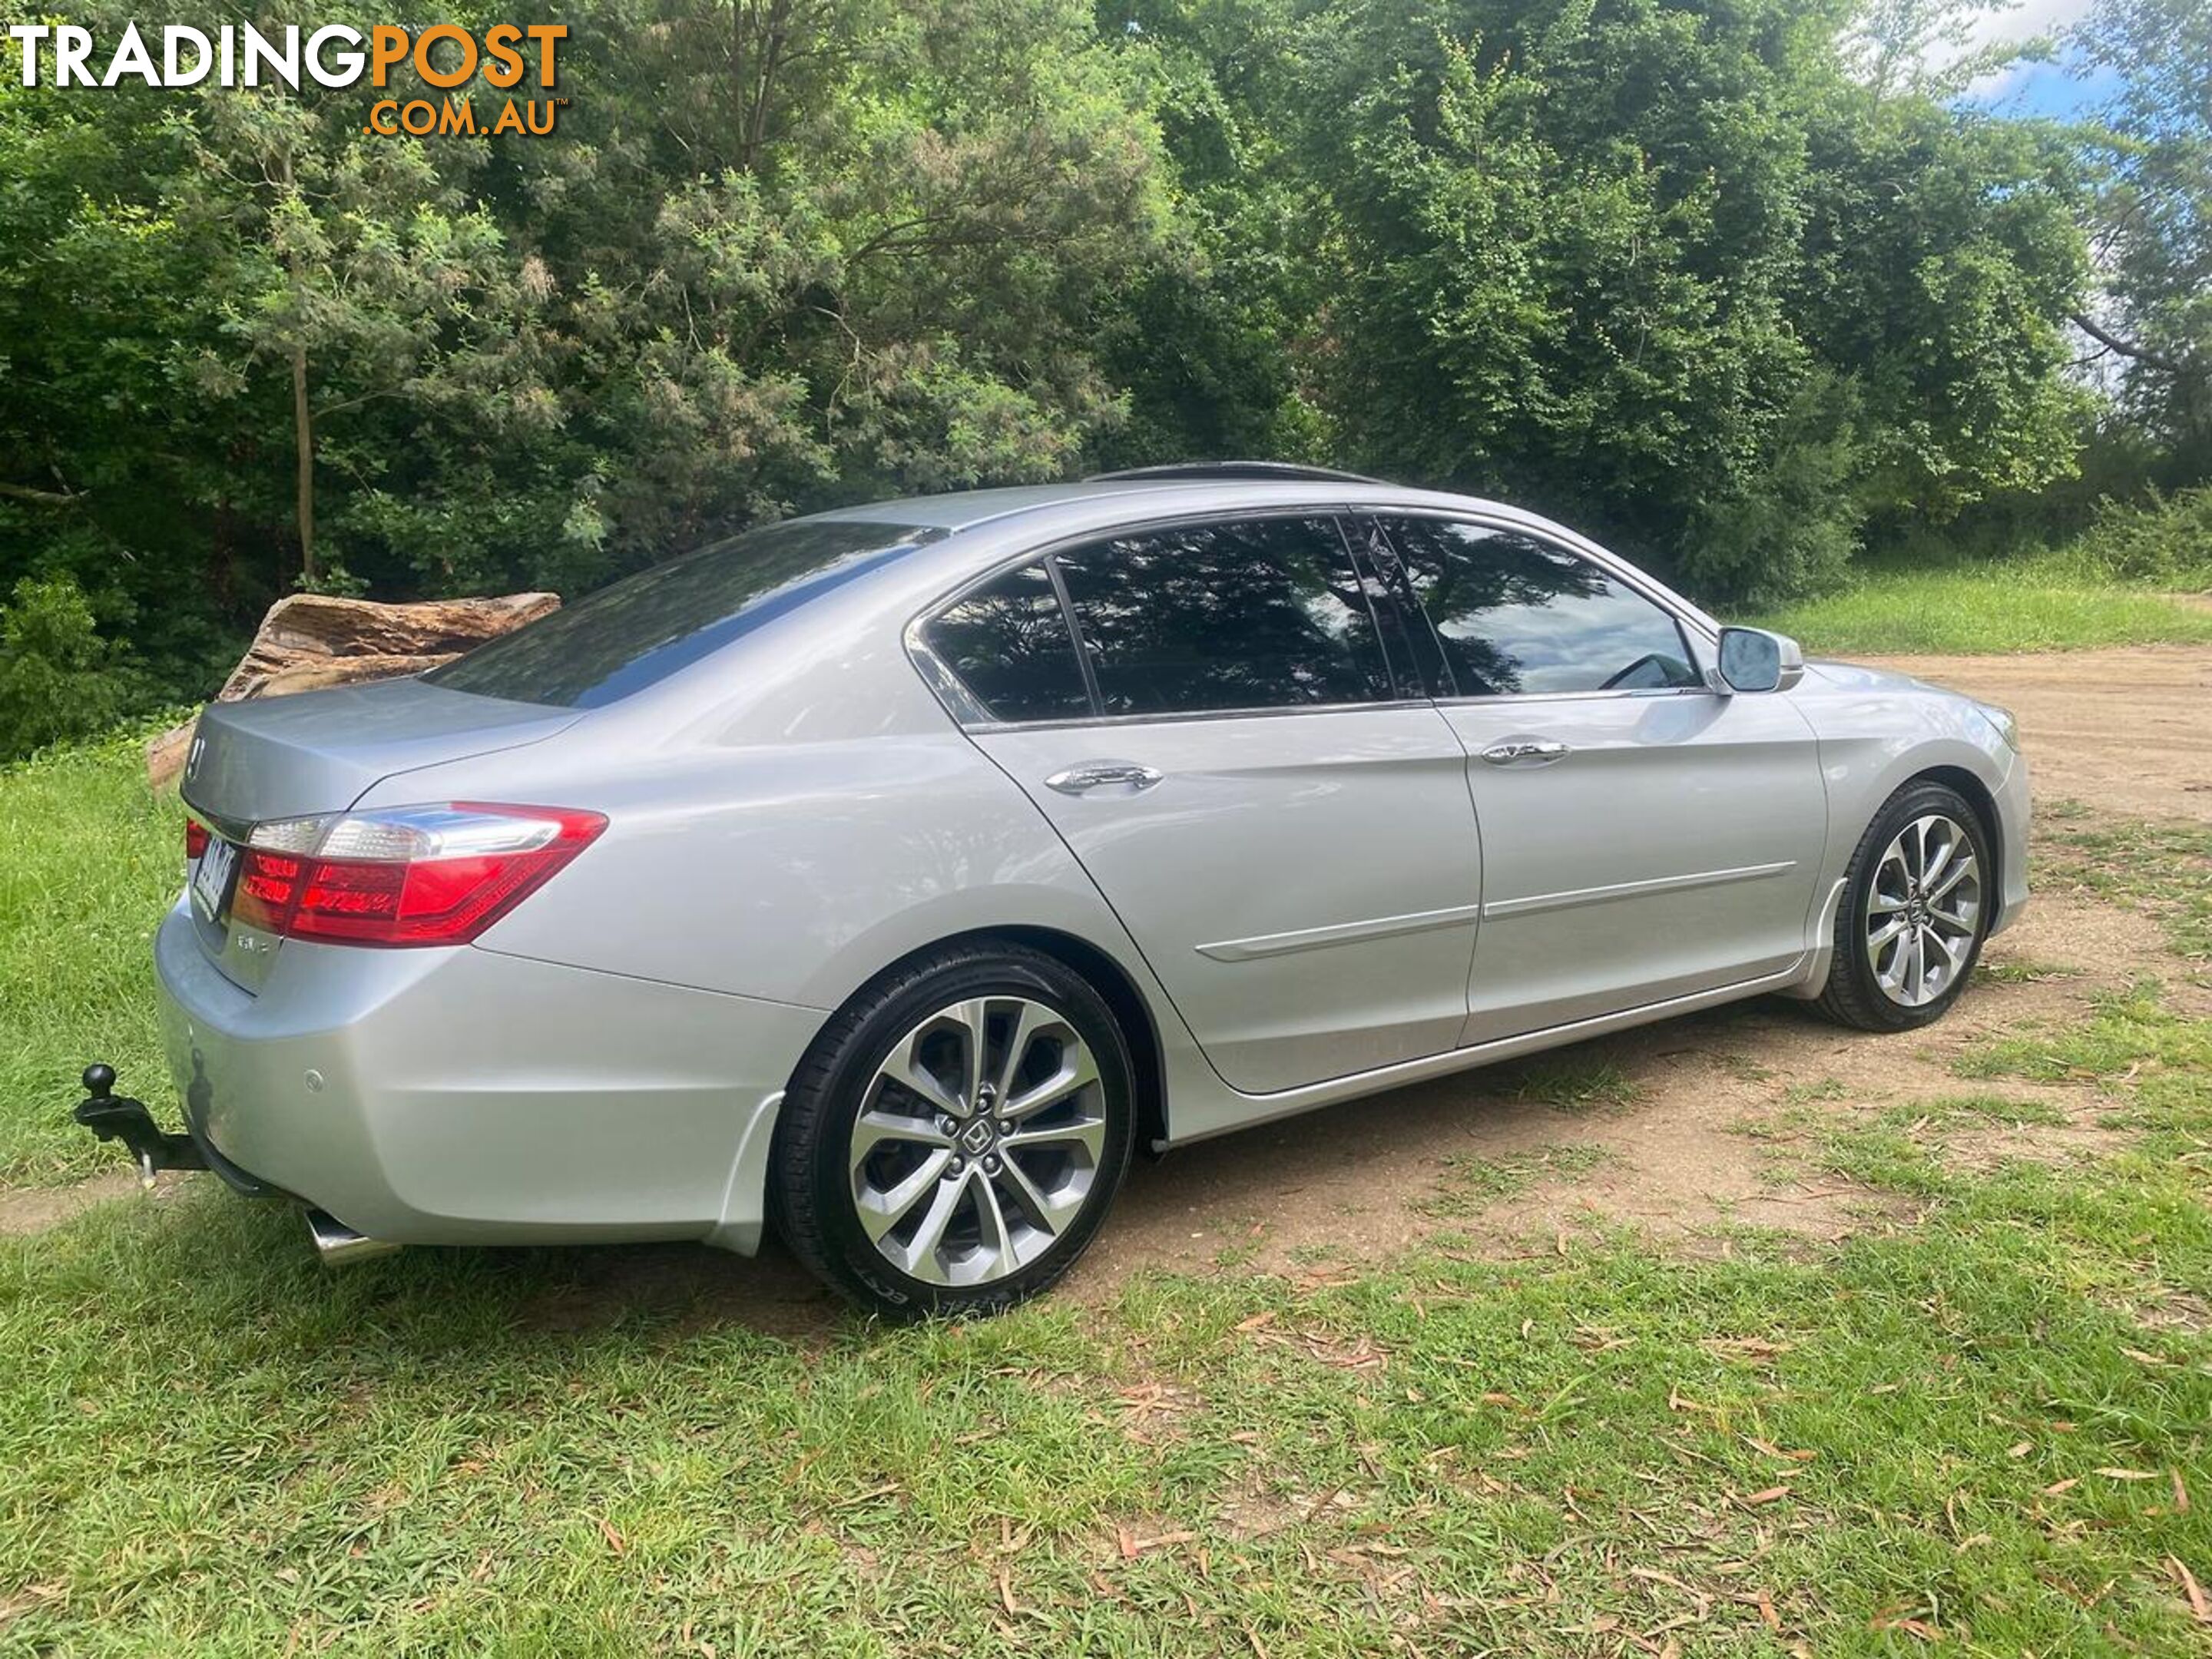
[153,899,825,1253]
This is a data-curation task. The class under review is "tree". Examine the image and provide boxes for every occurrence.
[2074,0,2212,465]
[1107,0,2090,600]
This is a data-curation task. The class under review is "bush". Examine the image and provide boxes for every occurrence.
[0,575,129,762]
[2066,486,2212,588]
[1680,374,1867,605]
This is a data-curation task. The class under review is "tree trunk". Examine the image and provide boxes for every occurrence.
[278,145,317,588]
[292,341,316,585]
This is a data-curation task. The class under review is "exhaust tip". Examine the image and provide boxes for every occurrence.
[304,1207,401,1267]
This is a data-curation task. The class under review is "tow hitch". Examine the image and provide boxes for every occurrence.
[73,1064,207,1186]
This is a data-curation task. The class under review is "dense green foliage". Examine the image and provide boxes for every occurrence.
[0,0,2200,756]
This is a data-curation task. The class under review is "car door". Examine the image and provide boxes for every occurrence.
[1365,514,1830,1046]
[934,513,1482,1095]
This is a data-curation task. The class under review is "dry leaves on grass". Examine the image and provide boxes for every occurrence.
[1241,1322,1391,1373]
[1114,1524,1199,1560]
[1870,1608,1945,1643]
[2171,1557,2210,1625]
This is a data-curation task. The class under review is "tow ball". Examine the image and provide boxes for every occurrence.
[73,1064,206,1186]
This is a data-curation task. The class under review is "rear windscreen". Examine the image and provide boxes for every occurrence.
[425,518,938,708]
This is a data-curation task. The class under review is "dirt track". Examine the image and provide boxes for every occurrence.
[1862,644,2211,823]
[15,645,2212,1334]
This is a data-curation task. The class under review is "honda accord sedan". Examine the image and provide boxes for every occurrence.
[144,464,2028,1315]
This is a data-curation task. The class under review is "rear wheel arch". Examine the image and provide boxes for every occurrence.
[768,930,1145,1315]
[789,926,1171,1154]
[994,926,1169,1155]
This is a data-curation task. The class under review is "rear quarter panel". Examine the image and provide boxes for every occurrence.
[359,724,1171,1020]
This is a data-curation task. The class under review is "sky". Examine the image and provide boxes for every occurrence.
[1946,0,2118,121]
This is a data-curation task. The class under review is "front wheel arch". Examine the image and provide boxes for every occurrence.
[1912,763,2003,907]
[1814,776,1995,1031]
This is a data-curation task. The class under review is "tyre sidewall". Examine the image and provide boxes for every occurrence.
[797,952,1135,1318]
[1833,783,1992,1031]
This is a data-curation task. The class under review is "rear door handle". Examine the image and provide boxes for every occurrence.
[1045,761,1164,796]
[1479,738,1570,767]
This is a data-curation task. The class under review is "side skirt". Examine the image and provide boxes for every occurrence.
[1161,959,1814,1149]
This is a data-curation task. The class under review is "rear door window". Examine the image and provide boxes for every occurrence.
[1053,516,1393,717]
[924,562,1093,724]
[1374,518,1701,697]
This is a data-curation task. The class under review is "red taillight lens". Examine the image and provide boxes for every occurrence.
[184,818,210,862]
[231,803,605,948]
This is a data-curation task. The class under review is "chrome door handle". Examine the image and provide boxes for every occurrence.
[1045,761,1164,796]
[1479,738,1569,767]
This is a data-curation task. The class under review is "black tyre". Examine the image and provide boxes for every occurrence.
[770,941,1136,1318]
[1816,779,1993,1032]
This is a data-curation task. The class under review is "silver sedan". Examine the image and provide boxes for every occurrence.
[149,465,2028,1315]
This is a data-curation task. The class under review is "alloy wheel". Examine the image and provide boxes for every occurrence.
[848,996,1108,1286]
[1865,813,1982,1008]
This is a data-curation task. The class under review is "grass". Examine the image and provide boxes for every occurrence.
[2037,814,2212,968]
[1977,955,2078,986]
[5,726,2212,1651]
[1417,1143,1612,1214]
[1499,1055,1643,1113]
[1747,556,2212,655]
[0,728,184,1184]
[2,1137,2207,1654]
[1959,980,2211,1088]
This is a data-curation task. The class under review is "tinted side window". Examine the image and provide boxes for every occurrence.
[1055,517,1392,717]
[1379,519,1700,697]
[925,562,1092,724]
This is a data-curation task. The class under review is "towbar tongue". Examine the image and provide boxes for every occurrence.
[72,1065,206,1187]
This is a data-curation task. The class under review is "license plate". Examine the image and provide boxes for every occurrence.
[190,834,239,923]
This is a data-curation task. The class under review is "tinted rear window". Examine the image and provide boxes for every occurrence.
[1054,516,1392,717]
[425,518,935,708]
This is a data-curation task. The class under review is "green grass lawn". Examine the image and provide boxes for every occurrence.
[3,732,2210,1651]
[2,1071,2207,1654]
[1746,561,2212,656]
[0,730,184,1184]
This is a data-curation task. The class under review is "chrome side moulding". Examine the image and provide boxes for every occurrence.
[1195,901,1485,962]
[1482,860,1800,922]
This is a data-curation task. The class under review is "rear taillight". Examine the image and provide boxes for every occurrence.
[230,803,606,948]
[183,818,210,863]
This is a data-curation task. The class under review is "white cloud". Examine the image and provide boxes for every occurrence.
[1941,0,2095,95]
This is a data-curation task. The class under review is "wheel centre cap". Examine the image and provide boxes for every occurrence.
[959,1117,997,1155]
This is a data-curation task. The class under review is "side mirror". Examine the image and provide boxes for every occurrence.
[1714,627,1805,694]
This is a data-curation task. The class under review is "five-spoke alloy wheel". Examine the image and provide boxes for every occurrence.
[773,943,1135,1317]
[1819,780,1994,1031]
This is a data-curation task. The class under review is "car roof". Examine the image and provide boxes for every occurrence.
[806,478,1522,533]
